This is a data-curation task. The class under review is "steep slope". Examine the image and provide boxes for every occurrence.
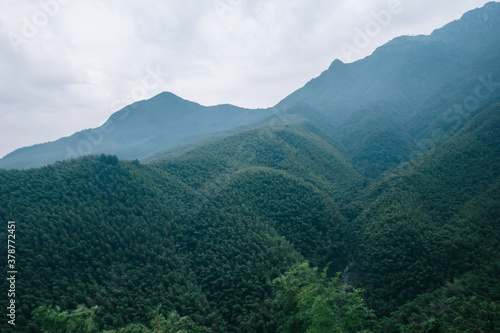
[147,122,367,204]
[0,92,269,170]
[379,260,500,331]
[279,2,500,120]
[0,124,365,332]
[3,4,500,176]
[349,102,500,317]
[278,2,500,177]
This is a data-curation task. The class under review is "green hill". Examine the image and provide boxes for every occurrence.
[0,124,366,332]
[2,102,499,331]
[1,3,500,332]
[350,102,500,318]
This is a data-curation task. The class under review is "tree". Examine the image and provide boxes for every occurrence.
[32,304,211,333]
[32,304,98,333]
[147,306,211,333]
[273,262,374,333]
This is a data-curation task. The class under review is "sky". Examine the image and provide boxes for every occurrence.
[0,0,493,158]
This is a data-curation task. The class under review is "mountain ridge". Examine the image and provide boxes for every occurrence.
[0,92,270,169]
[276,2,500,177]
[2,2,500,171]
[1,4,500,332]
[1,103,498,332]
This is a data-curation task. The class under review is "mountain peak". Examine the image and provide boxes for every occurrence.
[2,3,500,170]
[155,91,189,102]
[0,90,269,169]
[432,1,500,38]
[328,59,345,70]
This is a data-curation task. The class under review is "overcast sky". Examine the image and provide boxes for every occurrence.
[0,0,493,158]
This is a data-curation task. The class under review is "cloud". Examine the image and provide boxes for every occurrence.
[0,0,493,158]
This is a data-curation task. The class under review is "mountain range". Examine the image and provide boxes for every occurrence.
[3,2,500,174]
[1,2,500,332]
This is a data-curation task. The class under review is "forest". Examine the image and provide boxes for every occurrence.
[1,102,499,332]
[1,4,500,331]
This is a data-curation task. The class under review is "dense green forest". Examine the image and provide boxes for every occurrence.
[1,126,360,332]
[1,4,500,331]
[1,103,499,332]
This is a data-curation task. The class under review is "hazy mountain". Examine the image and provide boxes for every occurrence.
[0,3,500,332]
[0,92,269,169]
[2,3,500,173]
[279,2,500,119]
[278,1,500,177]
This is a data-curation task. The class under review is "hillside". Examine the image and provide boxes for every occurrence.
[2,3,500,176]
[0,124,367,332]
[0,93,269,170]
[1,101,499,331]
[350,102,500,318]
[278,2,500,177]
[1,3,500,333]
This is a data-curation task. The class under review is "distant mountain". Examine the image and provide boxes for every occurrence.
[0,92,269,169]
[278,1,500,177]
[2,3,500,173]
[1,3,500,332]
[280,1,500,119]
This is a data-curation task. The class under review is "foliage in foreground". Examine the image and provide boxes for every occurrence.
[273,262,375,332]
[32,305,211,333]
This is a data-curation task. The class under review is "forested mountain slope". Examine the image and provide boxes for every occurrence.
[0,3,499,333]
[0,92,269,170]
[1,103,498,332]
[277,2,500,178]
[146,123,367,203]
[0,124,366,332]
[350,102,500,319]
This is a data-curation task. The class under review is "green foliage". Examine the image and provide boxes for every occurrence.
[1,102,499,333]
[32,304,99,333]
[1,128,353,332]
[147,307,211,333]
[273,262,375,332]
[2,101,500,331]
[350,104,500,316]
[33,305,211,333]
[379,262,500,332]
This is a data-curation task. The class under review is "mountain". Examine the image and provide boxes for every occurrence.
[1,3,500,332]
[0,92,269,169]
[0,123,366,331]
[280,2,500,119]
[1,101,499,331]
[351,102,500,317]
[278,1,500,177]
[2,3,500,174]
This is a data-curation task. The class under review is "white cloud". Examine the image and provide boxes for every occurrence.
[0,0,493,158]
